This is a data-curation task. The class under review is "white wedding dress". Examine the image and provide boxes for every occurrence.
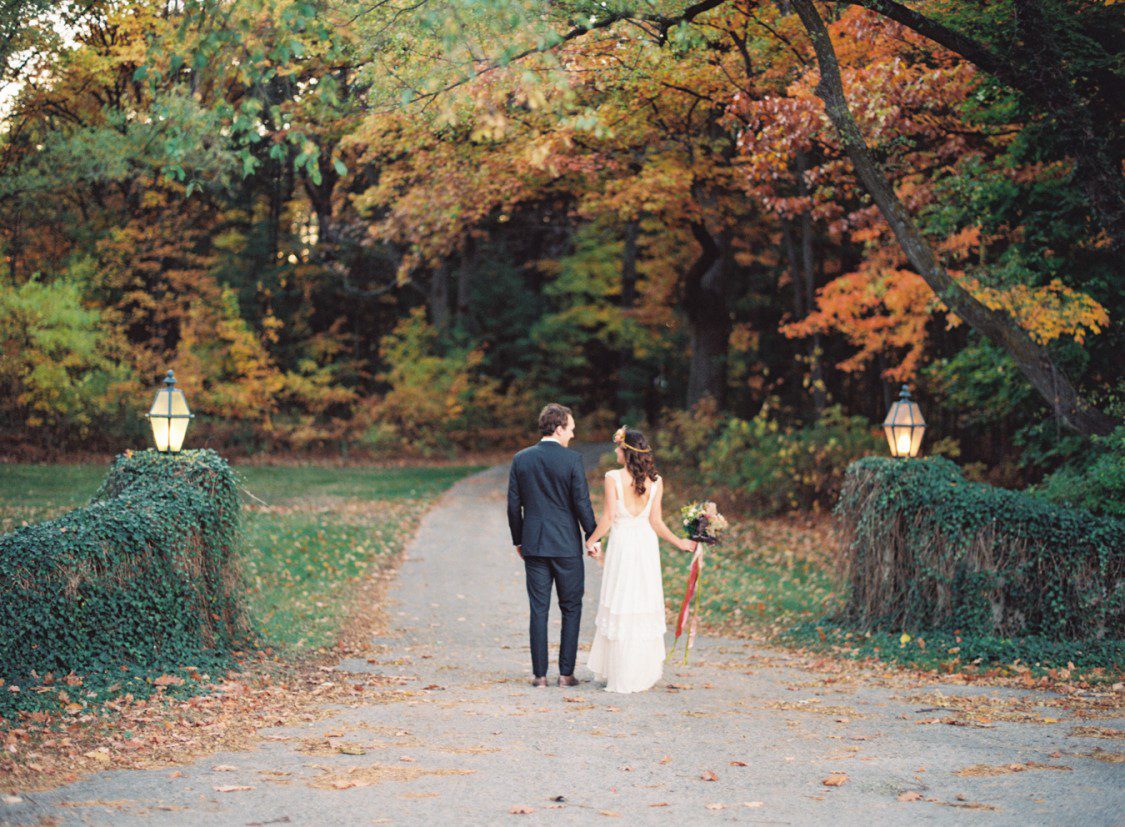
[587,470,666,693]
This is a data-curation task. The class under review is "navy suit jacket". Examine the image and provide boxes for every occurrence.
[507,440,597,557]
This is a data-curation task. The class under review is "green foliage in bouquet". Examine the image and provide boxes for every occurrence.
[680,501,728,544]
[836,457,1124,640]
[0,449,248,711]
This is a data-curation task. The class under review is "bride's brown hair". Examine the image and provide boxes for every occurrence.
[621,428,659,496]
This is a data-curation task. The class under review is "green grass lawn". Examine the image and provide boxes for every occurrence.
[584,466,840,643]
[0,461,482,654]
[659,508,839,642]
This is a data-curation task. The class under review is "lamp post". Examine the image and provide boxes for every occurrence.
[883,384,925,458]
[146,370,193,453]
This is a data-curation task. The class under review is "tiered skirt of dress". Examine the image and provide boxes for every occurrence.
[587,474,666,693]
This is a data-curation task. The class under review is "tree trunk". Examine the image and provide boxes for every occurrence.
[791,0,1117,436]
[783,162,827,415]
[429,262,450,333]
[685,221,731,408]
[302,155,340,250]
[782,219,804,317]
[616,218,640,415]
[796,153,827,413]
[455,238,476,333]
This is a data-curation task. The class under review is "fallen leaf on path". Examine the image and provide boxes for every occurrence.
[897,791,923,802]
[743,801,763,808]
[822,773,848,787]
[954,762,1071,777]
[700,770,718,781]
[650,802,669,807]
[706,803,725,810]
[915,717,993,728]
[1070,726,1124,740]
[510,805,535,814]
[57,800,136,810]
[943,800,998,811]
[309,763,473,790]
[337,745,366,756]
[212,764,239,772]
[729,761,747,767]
[599,811,620,818]
[2,795,22,805]
[213,785,253,792]
[1073,748,1124,763]
[659,755,672,764]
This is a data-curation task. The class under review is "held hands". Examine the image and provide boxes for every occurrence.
[586,540,603,561]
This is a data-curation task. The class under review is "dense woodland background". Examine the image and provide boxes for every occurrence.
[0,0,1121,510]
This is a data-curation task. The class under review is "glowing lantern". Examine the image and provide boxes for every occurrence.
[146,370,193,453]
[883,384,925,458]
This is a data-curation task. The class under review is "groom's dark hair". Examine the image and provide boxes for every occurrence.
[538,403,573,435]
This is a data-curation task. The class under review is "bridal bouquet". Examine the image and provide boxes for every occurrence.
[667,502,727,665]
[680,501,728,544]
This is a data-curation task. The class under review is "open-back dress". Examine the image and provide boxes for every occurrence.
[586,469,666,693]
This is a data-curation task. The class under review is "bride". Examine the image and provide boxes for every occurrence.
[584,427,700,693]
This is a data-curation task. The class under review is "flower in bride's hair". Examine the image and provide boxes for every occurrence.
[612,426,627,446]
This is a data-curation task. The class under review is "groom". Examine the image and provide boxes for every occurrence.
[507,403,598,687]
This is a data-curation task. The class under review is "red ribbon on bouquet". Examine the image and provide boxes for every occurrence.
[668,553,702,664]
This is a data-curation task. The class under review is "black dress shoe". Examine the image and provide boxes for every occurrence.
[557,675,579,687]
[531,677,548,688]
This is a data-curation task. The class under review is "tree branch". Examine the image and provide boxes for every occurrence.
[404,0,730,109]
[843,0,1125,251]
[792,0,1116,436]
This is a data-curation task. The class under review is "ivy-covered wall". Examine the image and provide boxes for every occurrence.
[0,450,248,686]
[836,457,1124,640]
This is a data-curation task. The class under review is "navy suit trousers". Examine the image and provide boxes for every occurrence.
[523,555,584,677]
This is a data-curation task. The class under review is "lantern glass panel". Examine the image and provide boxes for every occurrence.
[149,386,191,452]
[883,398,925,458]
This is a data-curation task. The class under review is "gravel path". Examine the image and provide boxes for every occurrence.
[5,456,1123,825]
